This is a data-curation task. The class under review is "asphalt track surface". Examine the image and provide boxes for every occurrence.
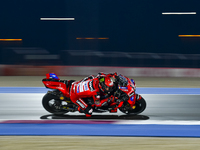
[1,76,200,150]
[0,93,200,121]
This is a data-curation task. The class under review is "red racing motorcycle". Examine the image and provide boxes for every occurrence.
[42,73,146,116]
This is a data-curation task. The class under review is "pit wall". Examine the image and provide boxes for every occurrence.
[0,65,200,77]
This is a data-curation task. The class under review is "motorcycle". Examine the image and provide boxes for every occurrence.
[42,73,146,116]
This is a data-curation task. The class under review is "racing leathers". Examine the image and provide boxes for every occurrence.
[69,72,134,117]
[70,77,115,117]
[96,72,137,107]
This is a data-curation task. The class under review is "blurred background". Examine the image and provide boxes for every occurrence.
[0,0,200,70]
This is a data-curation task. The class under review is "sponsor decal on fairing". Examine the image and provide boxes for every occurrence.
[130,96,134,101]
[119,86,128,91]
[77,85,80,93]
[89,81,94,91]
[76,100,86,109]
[77,81,90,93]
[129,92,134,97]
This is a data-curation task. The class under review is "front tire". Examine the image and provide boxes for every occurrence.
[119,96,146,115]
[42,93,69,115]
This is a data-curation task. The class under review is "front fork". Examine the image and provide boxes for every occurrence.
[119,94,142,110]
[136,94,142,101]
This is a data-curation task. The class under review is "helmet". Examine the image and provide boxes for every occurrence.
[99,77,114,93]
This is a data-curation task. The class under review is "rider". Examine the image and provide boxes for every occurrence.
[96,72,137,108]
[70,74,116,117]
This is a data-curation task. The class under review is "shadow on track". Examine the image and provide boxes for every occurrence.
[40,114,149,120]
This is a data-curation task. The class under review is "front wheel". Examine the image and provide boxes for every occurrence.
[42,93,69,115]
[119,96,146,115]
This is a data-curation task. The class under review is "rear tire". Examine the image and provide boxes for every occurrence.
[42,93,69,115]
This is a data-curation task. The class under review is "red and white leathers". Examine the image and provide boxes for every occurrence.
[70,77,114,117]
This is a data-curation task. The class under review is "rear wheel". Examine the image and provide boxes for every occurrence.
[119,96,146,115]
[42,93,69,115]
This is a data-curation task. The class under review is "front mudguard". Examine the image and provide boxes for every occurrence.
[119,94,146,115]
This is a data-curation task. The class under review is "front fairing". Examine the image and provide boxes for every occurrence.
[117,77,136,107]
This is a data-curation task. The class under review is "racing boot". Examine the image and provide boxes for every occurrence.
[78,106,93,117]
[77,106,85,113]
[76,99,93,117]
[84,106,93,117]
